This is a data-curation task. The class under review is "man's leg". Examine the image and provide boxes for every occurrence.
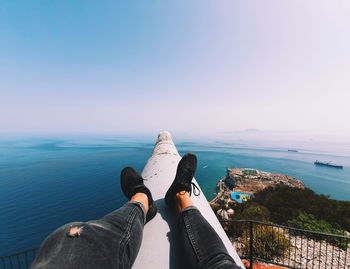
[31,167,157,269]
[165,153,241,269]
[176,192,241,269]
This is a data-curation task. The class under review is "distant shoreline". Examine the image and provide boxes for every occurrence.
[210,168,305,209]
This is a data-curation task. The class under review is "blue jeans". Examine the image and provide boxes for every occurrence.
[31,203,240,269]
[179,207,240,269]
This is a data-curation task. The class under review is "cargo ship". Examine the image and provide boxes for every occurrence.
[314,160,343,169]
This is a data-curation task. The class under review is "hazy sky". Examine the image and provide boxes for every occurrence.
[1,1,350,136]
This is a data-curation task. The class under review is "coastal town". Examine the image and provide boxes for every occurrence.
[210,168,305,219]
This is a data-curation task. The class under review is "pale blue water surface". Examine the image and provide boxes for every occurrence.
[1,136,349,255]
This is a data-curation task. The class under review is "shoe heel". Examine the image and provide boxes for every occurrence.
[146,202,157,223]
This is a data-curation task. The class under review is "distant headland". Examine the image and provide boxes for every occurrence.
[210,168,305,212]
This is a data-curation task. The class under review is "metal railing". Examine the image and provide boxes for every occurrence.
[0,249,37,269]
[1,220,349,269]
[220,220,350,269]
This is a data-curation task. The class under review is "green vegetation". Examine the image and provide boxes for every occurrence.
[288,212,344,235]
[234,186,350,232]
[223,220,290,259]
[232,186,350,249]
[243,169,257,175]
[243,226,290,260]
[288,212,348,250]
[234,203,270,222]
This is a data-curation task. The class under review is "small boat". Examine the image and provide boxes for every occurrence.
[314,160,343,169]
[203,165,208,169]
[288,149,298,152]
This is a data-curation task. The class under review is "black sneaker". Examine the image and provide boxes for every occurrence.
[120,167,157,223]
[165,153,199,209]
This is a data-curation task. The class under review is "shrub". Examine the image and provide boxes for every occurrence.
[242,225,290,260]
[236,204,270,222]
[288,212,348,250]
[222,204,271,238]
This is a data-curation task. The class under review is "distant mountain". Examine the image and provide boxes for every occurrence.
[220,128,263,134]
[240,128,262,133]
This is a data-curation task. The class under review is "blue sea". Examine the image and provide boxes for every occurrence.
[1,135,350,256]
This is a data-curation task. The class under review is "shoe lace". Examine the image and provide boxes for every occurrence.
[190,182,201,196]
[182,167,201,197]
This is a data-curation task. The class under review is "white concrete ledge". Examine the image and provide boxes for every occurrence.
[132,131,244,268]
